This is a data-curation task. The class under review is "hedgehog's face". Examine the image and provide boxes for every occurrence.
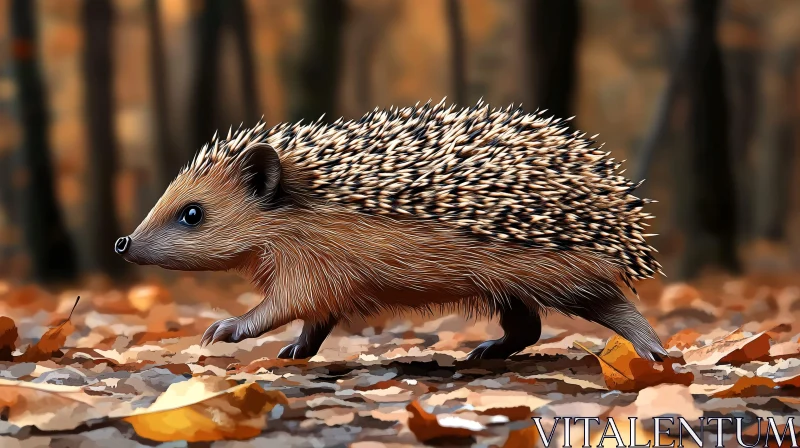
[115,144,282,271]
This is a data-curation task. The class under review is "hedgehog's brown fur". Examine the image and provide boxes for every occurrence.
[120,100,668,361]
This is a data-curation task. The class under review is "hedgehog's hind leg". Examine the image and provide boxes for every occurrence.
[556,283,668,362]
[277,317,338,359]
[466,297,542,360]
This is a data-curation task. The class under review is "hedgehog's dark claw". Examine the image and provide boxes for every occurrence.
[277,341,315,359]
[276,319,337,359]
[200,317,247,346]
[466,339,523,360]
[276,343,297,359]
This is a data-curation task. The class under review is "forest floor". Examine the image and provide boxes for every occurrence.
[1,271,800,447]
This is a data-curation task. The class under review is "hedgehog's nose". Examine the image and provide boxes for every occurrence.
[115,236,131,254]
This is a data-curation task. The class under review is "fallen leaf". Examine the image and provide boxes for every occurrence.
[683,329,772,365]
[712,376,778,398]
[406,400,483,443]
[576,336,693,392]
[503,424,540,448]
[121,379,288,442]
[0,315,18,361]
[665,328,701,350]
[0,378,112,431]
[17,296,80,362]
[711,372,800,398]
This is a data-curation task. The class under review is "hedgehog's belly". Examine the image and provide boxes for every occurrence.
[371,283,475,308]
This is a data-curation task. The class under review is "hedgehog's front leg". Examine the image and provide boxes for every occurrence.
[466,297,542,360]
[201,303,281,346]
[200,292,297,346]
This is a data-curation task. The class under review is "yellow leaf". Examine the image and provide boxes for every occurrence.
[123,381,288,442]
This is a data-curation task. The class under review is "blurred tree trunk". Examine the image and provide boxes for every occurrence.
[755,48,797,241]
[10,0,78,283]
[192,0,224,151]
[292,0,346,122]
[633,31,691,183]
[527,0,580,121]
[227,0,259,124]
[146,0,180,191]
[83,0,128,279]
[192,0,259,150]
[676,0,739,279]
[725,32,761,241]
[446,0,466,106]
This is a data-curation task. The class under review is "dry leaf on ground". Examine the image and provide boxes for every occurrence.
[577,335,693,392]
[406,400,484,443]
[0,378,113,431]
[683,329,772,365]
[503,425,540,448]
[121,377,288,442]
[0,315,17,361]
[16,296,80,362]
[711,376,778,398]
[665,329,701,350]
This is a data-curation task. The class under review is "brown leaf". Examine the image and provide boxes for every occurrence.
[711,376,778,398]
[503,424,540,448]
[406,400,482,443]
[0,316,18,361]
[683,329,772,365]
[16,296,80,362]
[577,336,693,392]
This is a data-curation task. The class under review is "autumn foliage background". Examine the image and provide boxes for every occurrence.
[0,0,800,446]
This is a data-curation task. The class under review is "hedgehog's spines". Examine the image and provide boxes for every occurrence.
[183,99,662,280]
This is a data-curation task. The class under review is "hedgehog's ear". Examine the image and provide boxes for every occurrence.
[241,143,282,202]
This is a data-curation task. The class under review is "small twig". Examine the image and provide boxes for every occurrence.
[56,296,81,328]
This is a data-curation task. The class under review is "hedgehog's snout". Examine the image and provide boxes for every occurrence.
[115,236,131,255]
[115,235,148,266]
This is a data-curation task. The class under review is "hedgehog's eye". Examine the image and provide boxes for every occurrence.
[178,204,204,227]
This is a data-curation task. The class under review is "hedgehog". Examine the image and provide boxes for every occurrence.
[115,99,668,361]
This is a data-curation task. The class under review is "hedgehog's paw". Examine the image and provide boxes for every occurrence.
[200,317,252,345]
[277,342,316,359]
[466,339,524,360]
[275,319,337,359]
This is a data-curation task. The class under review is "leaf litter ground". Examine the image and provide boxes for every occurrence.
[0,274,800,446]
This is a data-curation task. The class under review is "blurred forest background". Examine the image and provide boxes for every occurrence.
[0,0,799,290]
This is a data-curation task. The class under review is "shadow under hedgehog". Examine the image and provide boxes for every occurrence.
[116,99,668,362]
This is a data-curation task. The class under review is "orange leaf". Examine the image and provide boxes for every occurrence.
[577,336,693,392]
[665,328,701,350]
[712,376,778,398]
[503,424,540,448]
[16,296,79,362]
[683,329,772,365]
[0,316,18,361]
[406,400,482,443]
